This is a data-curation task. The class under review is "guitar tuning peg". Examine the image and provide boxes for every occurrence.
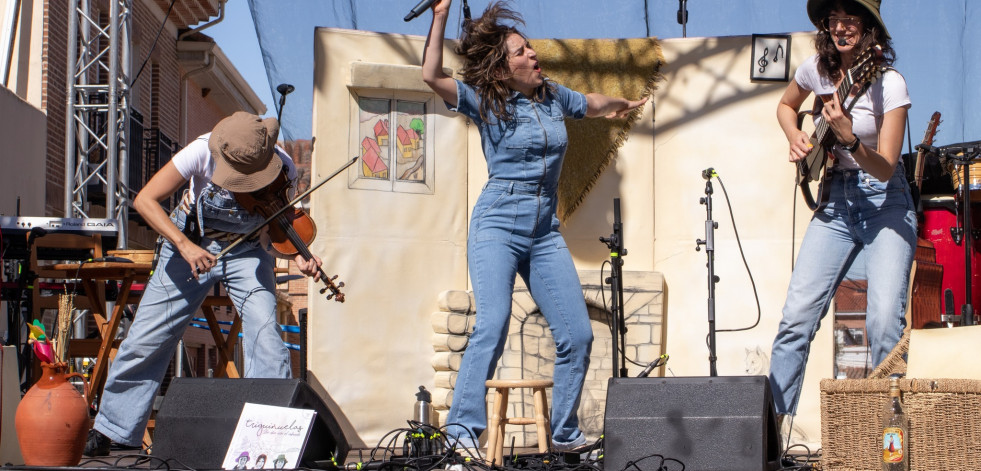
[337,282,345,288]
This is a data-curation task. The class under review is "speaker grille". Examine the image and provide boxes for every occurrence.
[604,376,779,471]
[153,378,349,469]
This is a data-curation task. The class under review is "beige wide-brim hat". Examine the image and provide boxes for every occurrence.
[209,111,281,192]
[807,0,890,39]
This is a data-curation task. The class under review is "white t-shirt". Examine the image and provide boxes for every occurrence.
[171,132,298,202]
[794,54,911,169]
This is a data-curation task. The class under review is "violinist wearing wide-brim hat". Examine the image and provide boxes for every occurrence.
[83,112,324,457]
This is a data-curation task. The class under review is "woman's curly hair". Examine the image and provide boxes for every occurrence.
[813,0,895,83]
[455,1,551,122]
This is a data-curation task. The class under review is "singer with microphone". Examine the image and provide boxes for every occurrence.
[422,0,647,453]
[769,0,914,437]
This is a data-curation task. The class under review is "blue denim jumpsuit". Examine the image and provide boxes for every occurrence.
[94,162,292,446]
[444,80,594,448]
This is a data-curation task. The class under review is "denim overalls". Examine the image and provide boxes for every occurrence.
[95,180,291,446]
[444,80,593,448]
[769,165,917,415]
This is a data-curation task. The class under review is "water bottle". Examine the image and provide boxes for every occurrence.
[414,386,434,425]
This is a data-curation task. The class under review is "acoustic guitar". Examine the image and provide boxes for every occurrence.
[909,112,945,329]
[796,45,886,211]
[913,111,942,195]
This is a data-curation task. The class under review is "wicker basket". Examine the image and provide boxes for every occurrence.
[821,330,981,470]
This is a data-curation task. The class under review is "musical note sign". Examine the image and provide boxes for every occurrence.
[751,34,792,82]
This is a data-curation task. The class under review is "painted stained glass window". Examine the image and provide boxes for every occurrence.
[356,96,429,189]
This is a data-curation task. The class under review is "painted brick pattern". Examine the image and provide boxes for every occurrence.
[432,271,664,448]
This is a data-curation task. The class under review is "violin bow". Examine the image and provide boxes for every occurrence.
[214,156,357,260]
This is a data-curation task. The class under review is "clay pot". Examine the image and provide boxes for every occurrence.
[14,361,91,466]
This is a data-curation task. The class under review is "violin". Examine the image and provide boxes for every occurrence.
[233,168,345,302]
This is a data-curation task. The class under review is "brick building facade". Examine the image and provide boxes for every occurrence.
[13,0,287,379]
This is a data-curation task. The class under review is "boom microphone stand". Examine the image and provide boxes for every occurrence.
[276,83,295,124]
[299,307,308,382]
[599,198,628,378]
[920,142,981,325]
[695,168,720,376]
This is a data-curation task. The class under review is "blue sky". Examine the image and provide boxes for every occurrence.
[206,1,979,146]
[208,2,277,118]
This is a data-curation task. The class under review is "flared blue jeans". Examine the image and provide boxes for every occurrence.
[445,180,593,447]
[769,167,917,415]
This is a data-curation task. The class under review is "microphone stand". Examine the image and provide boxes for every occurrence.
[696,169,720,376]
[677,0,688,38]
[599,198,628,378]
[957,155,975,326]
[299,307,308,382]
[942,144,981,325]
[276,83,294,124]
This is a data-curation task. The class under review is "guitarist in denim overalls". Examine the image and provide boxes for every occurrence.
[769,0,916,445]
[84,112,324,456]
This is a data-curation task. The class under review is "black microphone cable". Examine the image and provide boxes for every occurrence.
[598,259,652,371]
[705,171,763,335]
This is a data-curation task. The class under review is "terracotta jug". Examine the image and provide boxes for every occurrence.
[14,361,91,466]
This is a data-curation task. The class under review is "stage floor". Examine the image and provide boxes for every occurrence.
[0,445,823,471]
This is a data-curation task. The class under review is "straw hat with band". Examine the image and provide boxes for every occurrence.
[209,111,282,193]
[806,0,890,39]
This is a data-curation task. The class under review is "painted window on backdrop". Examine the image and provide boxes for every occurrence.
[350,90,435,194]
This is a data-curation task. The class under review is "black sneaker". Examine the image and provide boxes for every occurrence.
[83,429,111,457]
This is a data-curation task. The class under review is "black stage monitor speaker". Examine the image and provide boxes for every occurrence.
[153,378,349,469]
[604,376,780,471]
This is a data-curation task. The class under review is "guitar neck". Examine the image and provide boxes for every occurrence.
[813,74,854,147]
[914,148,927,190]
[914,112,942,191]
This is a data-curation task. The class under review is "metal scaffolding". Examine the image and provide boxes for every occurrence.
[64,0,132,248]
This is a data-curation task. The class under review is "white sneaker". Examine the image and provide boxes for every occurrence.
[552,435,589,452]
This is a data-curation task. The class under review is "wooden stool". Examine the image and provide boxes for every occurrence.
[485,379,553,465]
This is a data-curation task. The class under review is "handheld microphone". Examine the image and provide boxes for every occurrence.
[637,354,669,378]
[837,38,848,46]
[701,167,717,180]
[276,83,295,96]
[404,0,437,21]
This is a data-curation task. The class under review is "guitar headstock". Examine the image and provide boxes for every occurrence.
[922,111,942,147]
[914,111,942,186]
[849,44,886,86]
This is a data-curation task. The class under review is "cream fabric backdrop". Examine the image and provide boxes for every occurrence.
[311,29,833,449]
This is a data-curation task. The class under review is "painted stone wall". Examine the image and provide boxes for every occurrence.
[431,271,664,447]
